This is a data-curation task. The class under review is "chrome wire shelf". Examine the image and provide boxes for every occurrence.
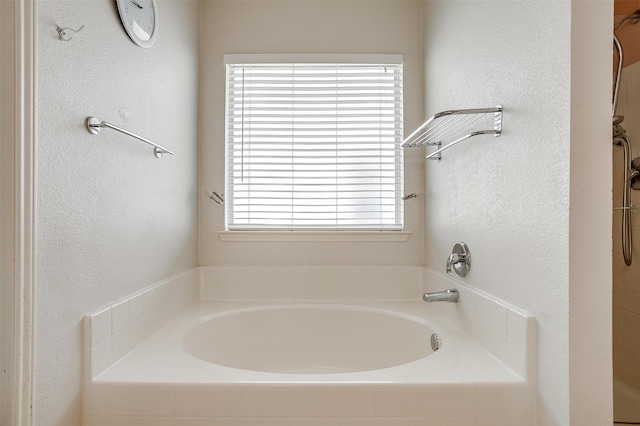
[402,105,503,161]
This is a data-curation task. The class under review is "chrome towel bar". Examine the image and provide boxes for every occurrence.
[86,116,174,159]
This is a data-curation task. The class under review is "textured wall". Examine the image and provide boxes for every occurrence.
[36,1,199,424]
[422,1,611,424]
[198,0,425,267]
[0,1,15,423]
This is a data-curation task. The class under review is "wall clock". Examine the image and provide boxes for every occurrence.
[115,0,158,48]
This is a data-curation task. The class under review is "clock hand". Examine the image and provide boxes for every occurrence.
[130,0,143,8]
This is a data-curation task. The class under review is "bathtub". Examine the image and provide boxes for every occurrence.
[84,299,534,425]
[182,305,437,374]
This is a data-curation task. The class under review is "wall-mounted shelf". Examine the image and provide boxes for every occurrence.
[402,105,503,161]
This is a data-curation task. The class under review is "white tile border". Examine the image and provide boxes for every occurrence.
[84,268,199,380]
[200,266,424,301]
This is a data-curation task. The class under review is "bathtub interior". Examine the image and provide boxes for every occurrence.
[83,266,537,425]
[181,305,436,374]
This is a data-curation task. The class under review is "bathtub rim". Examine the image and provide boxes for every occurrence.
[184,301,442,330]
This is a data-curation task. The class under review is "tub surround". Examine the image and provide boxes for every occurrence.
[83,266,535,425]
[84,302,532,425]
[85,384,532,426]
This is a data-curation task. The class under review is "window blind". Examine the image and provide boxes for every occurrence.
[225,59,403,231]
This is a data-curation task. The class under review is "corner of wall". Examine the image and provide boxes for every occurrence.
[569,1,614,424]
[0,0,13,421]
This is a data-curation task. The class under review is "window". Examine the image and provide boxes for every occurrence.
[225,54,403,231]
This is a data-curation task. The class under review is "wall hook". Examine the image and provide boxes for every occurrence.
[57,25,84,41]
[205,191,224,205]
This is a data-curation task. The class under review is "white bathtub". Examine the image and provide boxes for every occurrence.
[182,305,436,374]
[84,300,534,425]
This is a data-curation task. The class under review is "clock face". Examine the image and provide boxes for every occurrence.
[116,0,158,48]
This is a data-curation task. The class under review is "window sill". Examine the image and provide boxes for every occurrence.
[217,231,411,242]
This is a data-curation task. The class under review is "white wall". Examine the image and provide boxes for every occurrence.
[421,1,611,424]
[35,1,199,424]
[0,0,15,423]
[199,0,425,267]
[27,0,614,424]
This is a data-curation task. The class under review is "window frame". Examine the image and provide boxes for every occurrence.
[223,54,405,233]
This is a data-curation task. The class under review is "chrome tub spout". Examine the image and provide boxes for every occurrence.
[423,288,459,303]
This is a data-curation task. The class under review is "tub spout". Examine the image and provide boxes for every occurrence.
[423,288,459,303]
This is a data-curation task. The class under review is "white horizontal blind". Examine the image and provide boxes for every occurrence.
[225,59,403,230]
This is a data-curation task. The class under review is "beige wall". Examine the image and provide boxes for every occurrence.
[35,1,199,424]
[198,0,425,267]
[422,1,612,424]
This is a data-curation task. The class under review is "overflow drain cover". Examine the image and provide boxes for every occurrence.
[430,333,440,351]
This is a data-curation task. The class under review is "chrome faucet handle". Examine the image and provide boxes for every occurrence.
[446,253,463,274]
[446,242,471,277]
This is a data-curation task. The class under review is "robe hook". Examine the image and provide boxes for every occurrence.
[205,191,224,205]
[57,25,84,41]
